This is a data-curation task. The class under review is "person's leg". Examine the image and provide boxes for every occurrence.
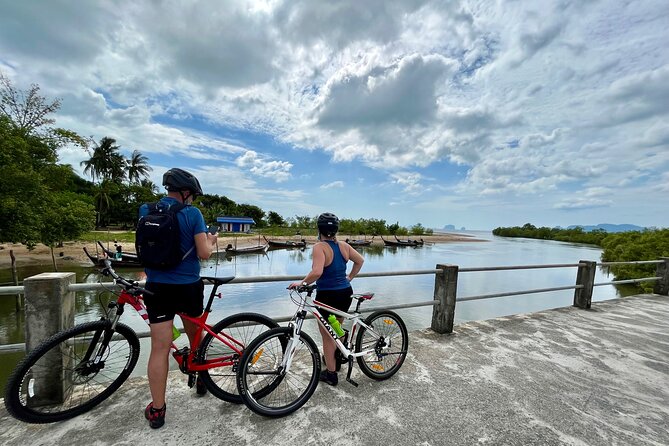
[181,315,202,345]
[179,279,205,346]
[318,323,337,372]
[147,320,173,409]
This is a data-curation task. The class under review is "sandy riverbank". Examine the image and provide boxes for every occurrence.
[0,232,485,269]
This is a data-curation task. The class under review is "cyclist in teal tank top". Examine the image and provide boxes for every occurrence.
[290,213,364,386]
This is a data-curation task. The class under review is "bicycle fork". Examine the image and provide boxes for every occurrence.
[78,303,125,374]
[281,311,307,374]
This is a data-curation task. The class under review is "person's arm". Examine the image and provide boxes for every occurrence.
[289,243,326,288]
[192,208,216,260]
[345,245,364,282]
[194,232,217,260]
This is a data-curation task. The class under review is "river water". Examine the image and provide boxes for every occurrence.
[0,232,636,393]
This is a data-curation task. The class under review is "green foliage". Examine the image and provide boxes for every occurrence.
[292,215,314,229]
[267,211,285,226]
[0,76,99,251]
[237,204,265,227]
[39,193,95,247]
[600,229,669,292]
[78,231,136,244]
[493,224,669,292]
[410,223,426,235]
[493,224,608,245]
[386,222,401,235]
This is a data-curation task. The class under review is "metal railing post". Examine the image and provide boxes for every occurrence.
[654,257,669,295]
[431,264,458,334]
[573,260,596,309]
[23,272,76,406]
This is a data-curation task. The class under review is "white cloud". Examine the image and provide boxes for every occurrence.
[320,181,344,189]
[235,150,293,182]
[1,0,668,228]
[391,172,426,195]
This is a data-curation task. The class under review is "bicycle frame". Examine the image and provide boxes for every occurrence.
[283,288,384,374]
[108,277,244,374]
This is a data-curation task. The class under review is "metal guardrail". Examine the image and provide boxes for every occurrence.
[0,259,666,354]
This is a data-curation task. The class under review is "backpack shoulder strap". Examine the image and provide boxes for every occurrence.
[167,202,194,260]
[138,202,157,217]
[167,202,187,214]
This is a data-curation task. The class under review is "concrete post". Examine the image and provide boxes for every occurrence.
[431,264,458,334]
[654,257,669,295]
[573,260,596,309]
[23,272,76,406]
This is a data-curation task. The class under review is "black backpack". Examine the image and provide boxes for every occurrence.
[135,202,191,269]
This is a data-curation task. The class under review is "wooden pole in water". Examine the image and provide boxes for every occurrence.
[10,249,22,311]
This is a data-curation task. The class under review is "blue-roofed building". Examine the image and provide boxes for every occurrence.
[216,216,256,233]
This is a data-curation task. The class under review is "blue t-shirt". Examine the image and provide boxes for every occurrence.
[138,197,207,284]
[316,240,350,291]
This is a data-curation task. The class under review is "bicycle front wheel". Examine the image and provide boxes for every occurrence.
[198,312,278,403]
[237,327,320,417]
[4,320,140,423]
[355,310,408,380]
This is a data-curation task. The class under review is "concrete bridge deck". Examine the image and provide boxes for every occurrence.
[1,294,667,446]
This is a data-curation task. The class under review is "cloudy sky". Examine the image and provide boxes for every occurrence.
[1,0,667,230]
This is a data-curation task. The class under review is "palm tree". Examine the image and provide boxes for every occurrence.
[140,178,159,193]
[81,137,124,183]
[128,150,152,184]
[93,181,114,227]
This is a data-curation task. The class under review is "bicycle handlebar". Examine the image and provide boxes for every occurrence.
[101,259,153,296]
[289,284,317,295]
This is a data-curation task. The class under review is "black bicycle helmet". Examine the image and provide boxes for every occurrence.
[162,168,203,196]
[317,212,339,237]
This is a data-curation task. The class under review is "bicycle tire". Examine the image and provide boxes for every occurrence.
[355,310,408,380]
[198,312,278,404]
[4,320,140,423]
[237,327,320,417]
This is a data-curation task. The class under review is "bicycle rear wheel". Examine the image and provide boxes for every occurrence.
[4,320,140,423]
[355,310,408,380]
[237,327,320,417]
[198,312,278,403]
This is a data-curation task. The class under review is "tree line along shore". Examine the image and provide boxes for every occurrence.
[493,224,669,292]
[0,231,483,269]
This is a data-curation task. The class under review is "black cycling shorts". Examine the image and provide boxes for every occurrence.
[315,286,353,320]
[144,280,204,324]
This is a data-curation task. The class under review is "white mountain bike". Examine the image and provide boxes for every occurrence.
[236,284,409,417]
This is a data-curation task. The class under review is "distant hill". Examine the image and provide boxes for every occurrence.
[442,224,466,231]
[565,223,645,232]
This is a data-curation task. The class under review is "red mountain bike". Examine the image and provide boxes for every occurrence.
[3,260,278,423]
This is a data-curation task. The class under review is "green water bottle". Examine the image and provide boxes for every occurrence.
[172,325,181,341]
[327,314,345,337]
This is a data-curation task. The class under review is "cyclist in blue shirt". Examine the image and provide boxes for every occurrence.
[140,168,217,428]
[290,213,364,386]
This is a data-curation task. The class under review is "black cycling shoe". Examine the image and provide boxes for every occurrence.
[319,370,338,386]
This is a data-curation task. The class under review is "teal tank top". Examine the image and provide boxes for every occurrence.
[316,240,349,290]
